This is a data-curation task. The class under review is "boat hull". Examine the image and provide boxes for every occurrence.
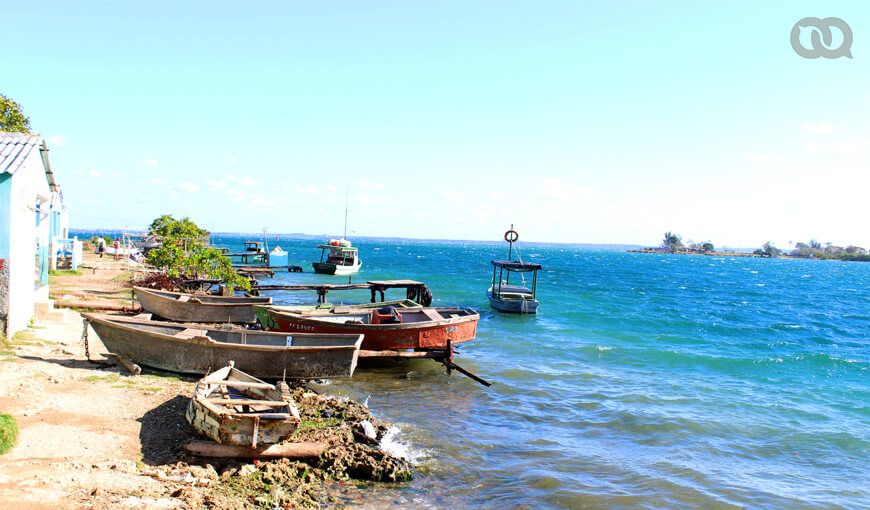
[134,286,271,323]
[487,288,539,314]
[265,308,479,351]
[312,259,362,275]
[85,314,362,378]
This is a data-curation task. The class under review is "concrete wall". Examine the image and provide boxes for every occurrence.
[3,151,50,336]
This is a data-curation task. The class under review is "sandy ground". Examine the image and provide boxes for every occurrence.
[0,252,198,509]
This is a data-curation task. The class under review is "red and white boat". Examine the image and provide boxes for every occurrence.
[262,305,479,352]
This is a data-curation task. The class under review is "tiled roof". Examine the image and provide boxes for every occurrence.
[0,131,43,175]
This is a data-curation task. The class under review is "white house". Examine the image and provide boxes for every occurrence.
[0,132,68,338]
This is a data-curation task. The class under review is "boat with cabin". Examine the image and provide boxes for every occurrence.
[312,238,362,275]
[487,227,541,314]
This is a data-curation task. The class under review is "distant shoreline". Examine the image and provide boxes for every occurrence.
[627,248,870,262]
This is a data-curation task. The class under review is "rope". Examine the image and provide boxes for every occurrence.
[81,318,91,361]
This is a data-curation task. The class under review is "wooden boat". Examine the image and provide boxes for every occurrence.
[312,238,362,275]
[134,286,271,323]
[263,305,479,351]
[84,313,363,378]
[253,299,421,329]
[487,227,541,314]
[185,362,300,447]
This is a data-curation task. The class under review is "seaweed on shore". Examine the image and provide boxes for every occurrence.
[166,387,412,509]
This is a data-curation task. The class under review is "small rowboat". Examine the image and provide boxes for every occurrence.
[84,313,363,378]
[185,362,300,447]
[262,305,479,351]
[133,286,271,324]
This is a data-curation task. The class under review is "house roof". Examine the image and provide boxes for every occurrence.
[0,131,43,176]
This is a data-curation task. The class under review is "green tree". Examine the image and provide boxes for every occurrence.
[0,93,30,133]
[701,242,715,252]
[145,215,249,291]
[755,242,781,258]
[662,231,683,252]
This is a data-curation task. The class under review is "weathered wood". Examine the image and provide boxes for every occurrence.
[183,440,326,458]
[106,352,142,375]
[443,360,492,387]
[207,398,288,407]
[55,300,141,312]
[358,349,446,359]
[203,380,274,389]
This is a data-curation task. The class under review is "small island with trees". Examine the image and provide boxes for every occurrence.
[630,232,870,262]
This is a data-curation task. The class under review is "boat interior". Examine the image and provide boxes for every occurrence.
[297,306,476,325]
[105,318,361,347]
[146,288,270,304]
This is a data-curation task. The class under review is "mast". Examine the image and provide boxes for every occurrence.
[343,187,349,240]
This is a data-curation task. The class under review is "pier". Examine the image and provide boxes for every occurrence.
[252,279,433,305]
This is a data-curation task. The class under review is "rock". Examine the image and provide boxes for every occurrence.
[238,464,258,477]
[359,420,377,441]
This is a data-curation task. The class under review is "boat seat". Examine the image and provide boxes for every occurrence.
[421,309,443,321]
[371,309,402,325]
[175,328,208,339]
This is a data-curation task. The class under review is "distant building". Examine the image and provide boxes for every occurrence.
[0,132,68,337]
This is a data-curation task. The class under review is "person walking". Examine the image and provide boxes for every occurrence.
[113,238,120,260]
[96,237,106,258]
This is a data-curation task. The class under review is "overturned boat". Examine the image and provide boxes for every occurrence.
[84,313,363,378]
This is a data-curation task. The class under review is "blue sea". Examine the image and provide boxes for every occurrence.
[225,234,869,508]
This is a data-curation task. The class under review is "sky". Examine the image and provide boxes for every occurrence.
[1,1,868,248]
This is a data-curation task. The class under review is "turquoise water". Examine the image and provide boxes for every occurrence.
[222,235,869,509]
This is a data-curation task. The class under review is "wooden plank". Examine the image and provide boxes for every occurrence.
[175,328,208,339]
[206,398,288,407]
[184,440,325,459]
[358,349,446,359]
[203,379,274,390]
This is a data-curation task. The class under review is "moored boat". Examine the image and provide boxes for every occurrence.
[487,226,542,314]
[185,362,300,447]
[134,286,271,323]
[84,313,363,378]
[312,238,362,275]
[263,305,479,351]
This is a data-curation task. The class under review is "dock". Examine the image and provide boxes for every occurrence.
[252,279,433,305]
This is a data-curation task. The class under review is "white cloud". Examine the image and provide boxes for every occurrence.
[146,177,165,185]
[87,169,104,178]
[47,135,66,147]
[237,175,258,187]
[358,180,385,191]
[206,179,228,189]
[800,121,833,134]
[176,182,200,192]
[226,189,248,202]
[295,185,320,194]
[250,197,275,208]
[141,158,159,168]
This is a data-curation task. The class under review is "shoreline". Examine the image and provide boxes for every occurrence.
[0,251,410,509]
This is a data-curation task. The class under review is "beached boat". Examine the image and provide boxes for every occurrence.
[487,227,542,314]
[185,362,301,447]
[263,305,479,351]
[253,300,421,330]
[134,286,271,323]
[312,238,362,275]
[84,313,363,378]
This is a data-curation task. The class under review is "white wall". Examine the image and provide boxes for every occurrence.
[5,151,50,336]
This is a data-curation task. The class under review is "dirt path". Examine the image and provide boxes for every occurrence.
[0,253,196,509]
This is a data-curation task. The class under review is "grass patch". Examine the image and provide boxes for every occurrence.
[86,372,164,393]
[0,413,18,455]
[296,417,341,431]
[49,269,81,276]
[141,373,181,382]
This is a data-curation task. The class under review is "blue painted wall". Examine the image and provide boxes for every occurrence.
[0,174,11,260]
